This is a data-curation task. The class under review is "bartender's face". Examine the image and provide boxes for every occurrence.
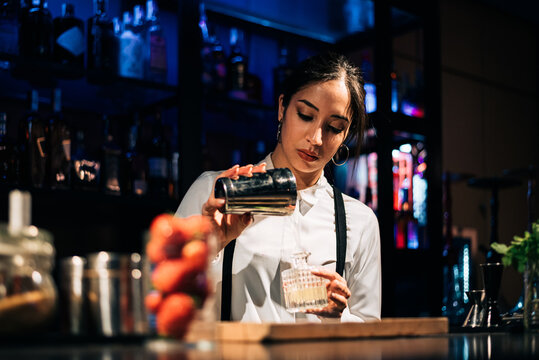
[278,77,351,175]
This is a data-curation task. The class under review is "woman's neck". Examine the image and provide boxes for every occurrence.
[271,147,322,190]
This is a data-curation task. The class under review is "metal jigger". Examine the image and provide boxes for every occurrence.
[462,290,485,328]
[480,263,504,328]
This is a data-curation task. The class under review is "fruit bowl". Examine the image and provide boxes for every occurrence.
[145,214,214,340]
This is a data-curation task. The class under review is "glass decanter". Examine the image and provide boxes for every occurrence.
[281,251,328,312]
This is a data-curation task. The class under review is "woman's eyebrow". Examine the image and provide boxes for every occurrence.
[298,99,319,111]
[331,114,350,122]
[298,99,349,122]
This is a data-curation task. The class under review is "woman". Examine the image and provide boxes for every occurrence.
[176,52,381,323]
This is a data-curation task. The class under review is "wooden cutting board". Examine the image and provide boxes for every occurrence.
[214,317,448,342]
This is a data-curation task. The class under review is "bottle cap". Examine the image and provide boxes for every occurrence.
[8,190,31,235]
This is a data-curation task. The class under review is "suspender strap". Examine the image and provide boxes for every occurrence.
[220,186,348,320]
[220,239,236,321]
[333,185,347,277]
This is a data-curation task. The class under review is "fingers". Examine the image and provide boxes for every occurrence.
[202,197,225,215]
[218,163,267,180]
[311,268,347,288]
[329,292,348,308]
[311,267,338,281]
[330,279,351,299]
[252,162,267,173]
[240,212,254,226]
[311,268,350,299]
[217,164,240,180]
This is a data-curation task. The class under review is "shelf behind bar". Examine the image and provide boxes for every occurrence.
[0,184,178,216]
[205,3,335,44]
[0,54,178,115]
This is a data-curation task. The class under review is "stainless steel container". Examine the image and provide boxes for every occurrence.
[214,168,297,216]
[60,256,87,335]
[85,252,147,337]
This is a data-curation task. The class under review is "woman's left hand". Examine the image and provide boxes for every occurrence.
[304,268,351,318]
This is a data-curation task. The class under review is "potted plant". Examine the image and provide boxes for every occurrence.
[492,220,539,332]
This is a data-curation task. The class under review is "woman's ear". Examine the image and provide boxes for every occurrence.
[278,94,285,121]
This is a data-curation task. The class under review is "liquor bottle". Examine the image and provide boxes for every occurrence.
[133,4,145,32]
[211,36,227,95]
[227,28,247,95]
[168,151,179,200]
[199,1,212,92]
[123,113,147,196]
[118,11,143,79]
[71,130,100,190]
[101,115,122,195]
[145,0,167,82]
[147,110,169,197]
[0,0,19,54]
[273,46,294,103]
[0,112,13,183]
[18,0,53,60]
[53,2,84,67]
[47,88,71,189]
[18,90,47,188]
[87,0,116,75]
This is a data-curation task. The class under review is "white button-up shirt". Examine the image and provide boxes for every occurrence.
[175,154,381,323]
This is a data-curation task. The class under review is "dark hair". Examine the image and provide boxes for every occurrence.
[281,52,367,156]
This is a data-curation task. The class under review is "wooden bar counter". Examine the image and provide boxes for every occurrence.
[0,319,537,359]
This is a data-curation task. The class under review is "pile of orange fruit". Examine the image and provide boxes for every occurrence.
[145,214,212,339]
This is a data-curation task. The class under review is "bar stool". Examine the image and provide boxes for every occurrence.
[467,176,522,263]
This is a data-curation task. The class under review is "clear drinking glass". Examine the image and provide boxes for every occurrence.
[281,251,328,312]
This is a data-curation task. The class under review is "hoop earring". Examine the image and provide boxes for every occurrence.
[332,144,349,166]
[276,121,283,142]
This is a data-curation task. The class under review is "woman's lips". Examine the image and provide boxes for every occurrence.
[297,150,319,162]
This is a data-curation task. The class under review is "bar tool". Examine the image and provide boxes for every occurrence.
[214,168,297,216]
[462,290,485,328]
[60,256,87,335]
[480,263,504,328]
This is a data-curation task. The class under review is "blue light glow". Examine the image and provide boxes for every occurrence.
[364,83,377,113]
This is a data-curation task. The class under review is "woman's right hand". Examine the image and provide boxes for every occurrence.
[202,163,267,252]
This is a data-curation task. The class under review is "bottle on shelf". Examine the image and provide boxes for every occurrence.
[273,46,294,104]
[101,115,122,195]
[71,130,100,191]
[52,2,84,67]
[18,90,47,188]
[147,109,169,197]
[87,0,116,75]
[47,88,71,189]
[145,0,167,83]
[123,113,147,196]
[0,0,19,55]
[227,27,247,99]
[199,1,213,93]
[211,36,227,96]
[0,112,15,183]
[168,151,179,200]
[18,0,53,60]
[118,10,143,79]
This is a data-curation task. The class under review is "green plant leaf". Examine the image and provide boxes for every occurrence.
[491,242,509,255]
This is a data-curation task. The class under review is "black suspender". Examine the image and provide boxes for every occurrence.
[220,185,347,321]
[333,185,347,277]
[220,239,236,321]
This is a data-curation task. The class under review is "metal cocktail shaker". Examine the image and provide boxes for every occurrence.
[214,168,297,216]
[85,252,147,337]
[60,256,87,335]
